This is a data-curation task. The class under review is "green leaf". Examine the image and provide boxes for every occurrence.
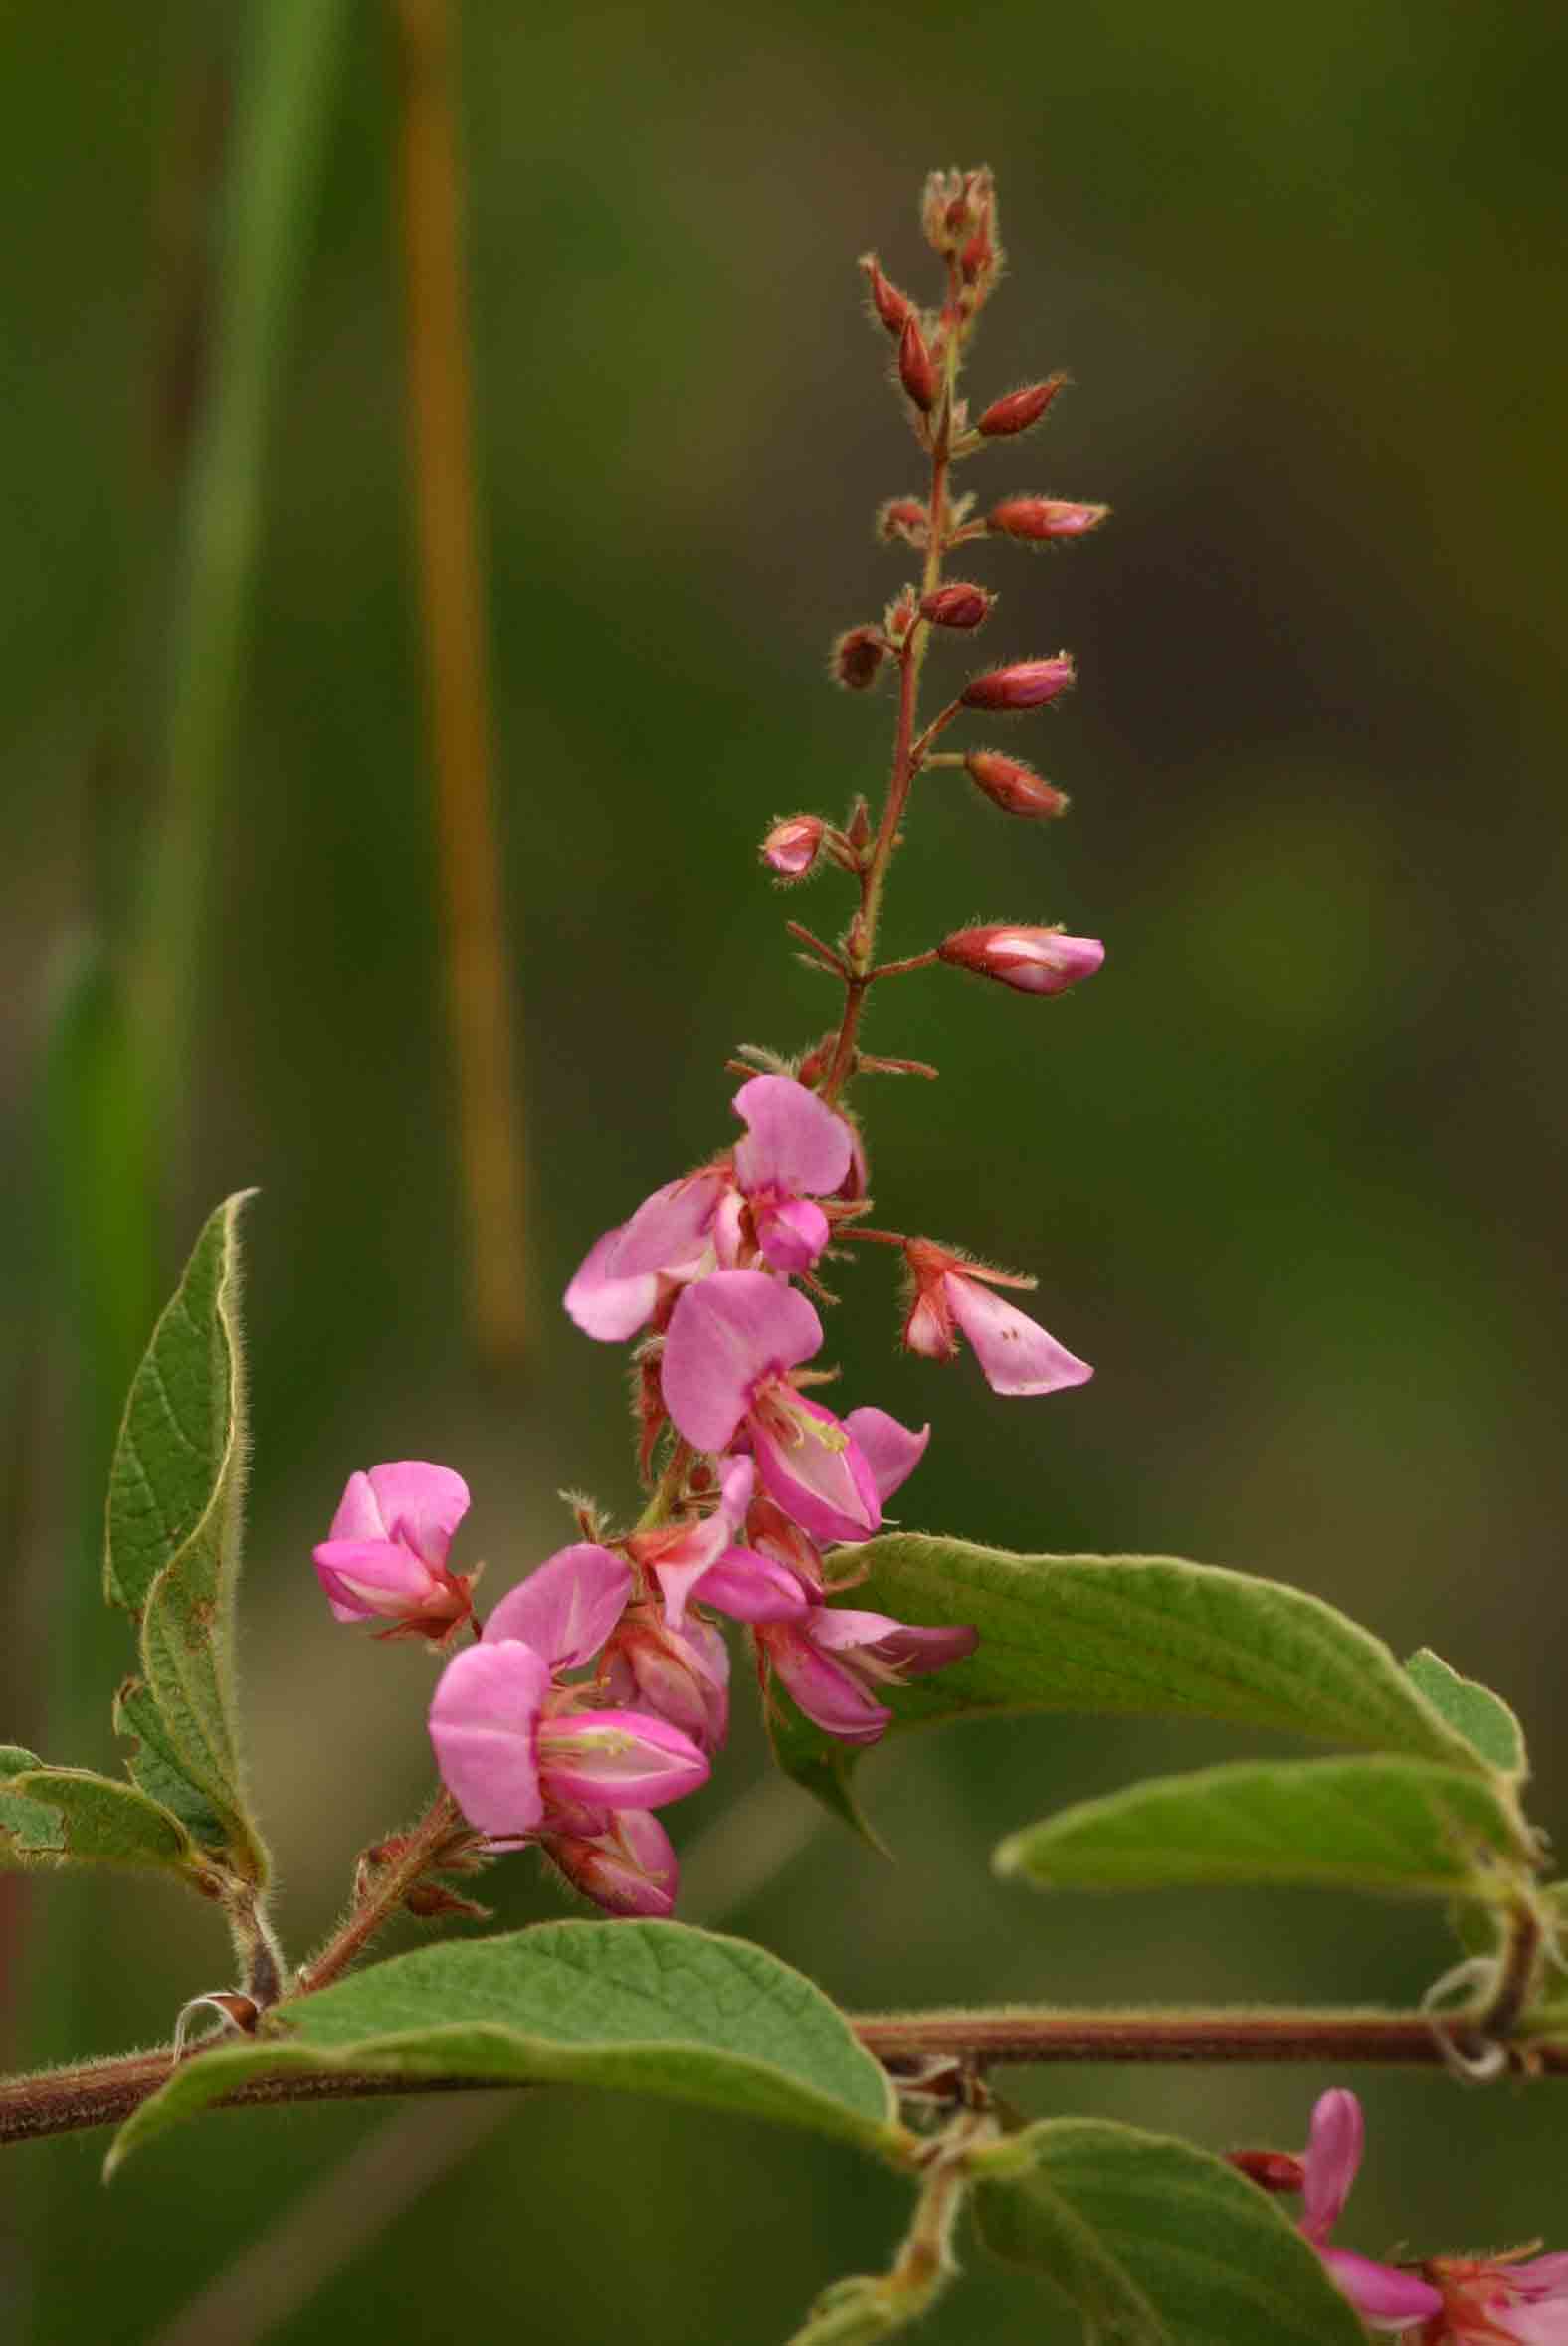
[103,1193,267,1884]
[994,1755,1534,1902]
[0,1753,214,1882]
[972,2118,1368,2346]
[772,1535,1489,1835]
[1403,1649,1525,1780]
[112,1680,233,1851]
[107,1921,906,2176]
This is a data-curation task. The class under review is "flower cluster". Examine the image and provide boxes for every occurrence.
[1236,2090,1568,2341]
[310,169,1107,1921]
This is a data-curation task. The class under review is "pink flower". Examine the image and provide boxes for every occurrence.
[564,1169,728,1342]
[937,923,1103,996]
[429,1541,708,1841]
[660,1270,881,1543]
[761,1606,978,1746]
[604,1609,730,1754]
[312,1461,476,1644]
[1424,2252,1568,2344]
[761,815,825,878]
[902,1241,1092,1397]
[730,1074,854,1273]
[1282,2091,1445,2333]
[540,1808,680,1919]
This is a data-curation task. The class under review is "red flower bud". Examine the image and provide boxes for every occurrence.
[877,498,928,547]
[1225,2150,1308,2197]
[897,315,937,413]
[920,582,994,631]
[831,627,889,691]
[937,924,1103,997]
[959,224,994,286]
[963,750,1069,818]
[987,496,1108,542]
[761,815,825,878]
[960,655,1076,711]
[975,377,1066,438]
[859,253,913,338]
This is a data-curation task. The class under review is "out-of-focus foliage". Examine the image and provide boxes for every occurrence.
[0,0,1562,2339]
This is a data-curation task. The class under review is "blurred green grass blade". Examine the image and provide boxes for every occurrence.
[132,0,352,1145]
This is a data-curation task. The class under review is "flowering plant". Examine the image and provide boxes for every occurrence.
[3,169,1564,2346]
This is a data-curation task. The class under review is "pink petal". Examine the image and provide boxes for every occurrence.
[687,1546,814,1623]
[484,1543,631,1669]
[428,1641,549,1837]
[1319,2250,1443,2331]
[751,1390,881,1545]
[312,1537,438,1623]
[564,1227,660,1342]
[816,1612,977,1679]
[537,1705,710,1810]
[904,1288,957,1360]
[605,1170,726,1280]
[755,1195,831,1273]
[661,1270,824,1453]
[945,1273,1093,1397]
[546,1810,679,1919]
[844,1407,930,1504]
[606,1619,730,1752]
[765,1623,891,1745]
[329,1463,470,1568]
[1503,2304,1568,2346]
[1513,2259,1568,2301]
[1301,2089,1364,2245]
[731,1075,853,1199]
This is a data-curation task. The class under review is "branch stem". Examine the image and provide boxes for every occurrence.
[294,1790,464,1996]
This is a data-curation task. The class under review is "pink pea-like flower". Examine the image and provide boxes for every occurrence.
[1238,2091,1444,2333]
[902,1241,1092,1398]
[960,655,1076,711]
[429,1541,708,1845]
[660,1270,881,1544]
[761,1608,978,1747]
[1424,2249,1568,2343]
[761,814,825,878]
[564,1169,728,1343]
[312,1461,476,1645]
[541,1808,680,1920]
[730,1074,853,1273]
[986,495,1108,542]
[936,923,1103,997]
[604,1609,731,1755]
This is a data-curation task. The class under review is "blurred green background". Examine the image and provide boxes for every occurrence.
[2,0,1564,2338]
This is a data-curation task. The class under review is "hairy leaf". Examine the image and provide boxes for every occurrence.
[772,1535,1489,1835]
[973,2117,1367,2345]
[0,1749,214,1884]
[103,1193,267,1883]
[107,1920,905,2175]
[1403,1649,1526,1781]
[994,1755,1534,1902]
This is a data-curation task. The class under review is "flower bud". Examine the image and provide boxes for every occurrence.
[858,253,913,338]
[830,626,889,691]
[761,814,824,878]
[975,378,1065,438]
[897,315,937,413]
[963,750,1069,818]
[987,496,1108,542]
[960,655,1075,711]
[877,497,928,547]
[1225,2150,1308,2195]
[920,582,993,631]
[937,924,1104,996]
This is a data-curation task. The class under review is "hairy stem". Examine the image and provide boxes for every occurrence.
[293,1790,464,1996]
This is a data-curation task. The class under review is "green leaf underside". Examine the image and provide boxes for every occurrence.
[774,1535,1492,1835]
[994,1755,1532,1902]
[107,1921,903,2175]
[0,1759,207,1878]
[974,2118,1367,2346]
[1402,1649,1526,1781]
[112,1681,232,1850]
[102,1193,266,1882]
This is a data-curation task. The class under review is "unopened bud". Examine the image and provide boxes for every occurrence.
[886,589,919,640]
[976,377,1066,438]
[987,496,1108,542]
[963,750,1069,818]
[859,253,913,338]
[960,223,995,286]
[877,497,928,547]
[920,582,994,631]
[937,924,1104,996]
[761,814,824,878]
[831,626,889,691]
[1226,2149,1308,2196]
[960,655,1076,711]
[897,316,937,413]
